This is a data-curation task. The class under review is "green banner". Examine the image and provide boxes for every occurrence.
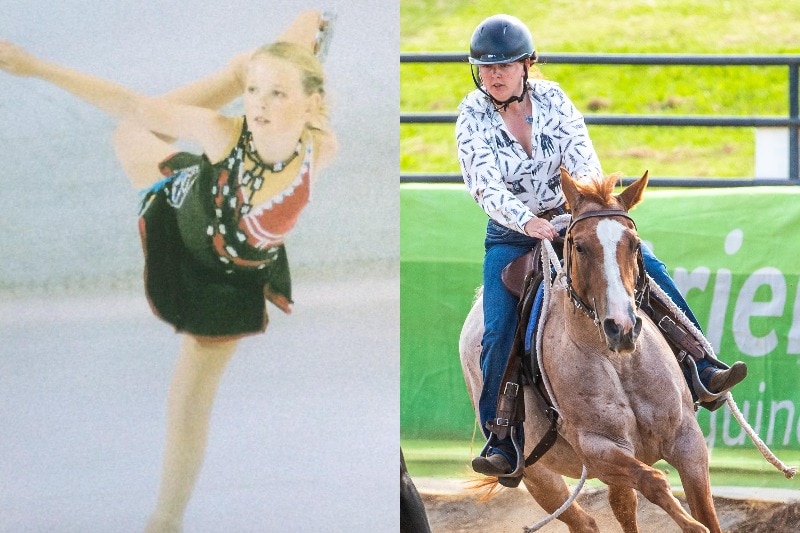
[400,183,800,450]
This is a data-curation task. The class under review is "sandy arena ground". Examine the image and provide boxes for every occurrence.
[417,477,800,532]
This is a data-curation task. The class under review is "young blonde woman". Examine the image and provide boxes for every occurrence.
[0,10,337,532]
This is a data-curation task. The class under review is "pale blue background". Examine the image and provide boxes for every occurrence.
[0,0,399,291]
[0,2,400,531]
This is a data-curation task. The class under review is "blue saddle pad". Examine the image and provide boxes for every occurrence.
[524,282,546,354]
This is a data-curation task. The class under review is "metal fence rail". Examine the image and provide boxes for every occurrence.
[400,53,800,186]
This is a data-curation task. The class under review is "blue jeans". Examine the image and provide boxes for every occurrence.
[479,221,714,454]
[479,220,540,446]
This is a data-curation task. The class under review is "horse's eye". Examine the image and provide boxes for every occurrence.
[574,243,586,254]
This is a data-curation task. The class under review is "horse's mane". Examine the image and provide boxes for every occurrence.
[570,172,623,206]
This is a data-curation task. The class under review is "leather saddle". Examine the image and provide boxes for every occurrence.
[501,236,564,298]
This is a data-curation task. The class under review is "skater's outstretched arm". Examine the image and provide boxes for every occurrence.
[0,40,237,162]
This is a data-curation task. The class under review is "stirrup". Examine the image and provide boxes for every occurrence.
[314,11,337,62]
[478,425,525,480]
[684,357,727,411]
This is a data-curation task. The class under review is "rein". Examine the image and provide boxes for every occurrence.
[563,209,649,325]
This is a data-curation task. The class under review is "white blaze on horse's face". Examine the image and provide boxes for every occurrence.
[596,218,639,352]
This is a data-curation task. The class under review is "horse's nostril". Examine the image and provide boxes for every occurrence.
[603,319,621,338]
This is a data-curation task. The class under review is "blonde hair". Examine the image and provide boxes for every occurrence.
[529,54,544,80]
[251,42,329,130]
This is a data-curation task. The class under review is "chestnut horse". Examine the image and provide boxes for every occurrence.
[460,169,720,532]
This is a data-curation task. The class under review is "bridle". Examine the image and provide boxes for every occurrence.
[563,209,650,325]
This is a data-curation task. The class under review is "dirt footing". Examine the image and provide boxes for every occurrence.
[421,484,799,532]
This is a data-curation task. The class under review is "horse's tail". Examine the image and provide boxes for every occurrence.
[465,475,504,502]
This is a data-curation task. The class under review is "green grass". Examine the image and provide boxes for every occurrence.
[402,439,800,490]
[400,0,800,178]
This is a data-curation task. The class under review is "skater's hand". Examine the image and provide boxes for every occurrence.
[277,10,323,51]
[0,41,43,77]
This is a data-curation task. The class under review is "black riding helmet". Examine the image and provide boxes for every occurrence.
[469,14,535,65]
[468,14,536,110]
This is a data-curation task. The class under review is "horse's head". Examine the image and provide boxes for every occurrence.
[560,168,649,354]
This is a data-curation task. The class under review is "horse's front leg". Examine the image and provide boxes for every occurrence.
[607,485,638,533]
[579,435,709,533]
[521,463,599,533]
[675,462,721,533]
[666,430,722,533]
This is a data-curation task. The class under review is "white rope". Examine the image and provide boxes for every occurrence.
[536,214,571,416]
[646,280,798,478]
[646,277,717,359]
[725,392,798,479]
[535,242,560,416]
[522,215,588,532]
[523,465,589,532]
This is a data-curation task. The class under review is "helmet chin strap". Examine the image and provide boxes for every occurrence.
[471,64,529,112]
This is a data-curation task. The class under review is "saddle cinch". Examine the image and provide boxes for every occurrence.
[483,239,733,486]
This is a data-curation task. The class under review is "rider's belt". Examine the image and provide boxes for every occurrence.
[537,203,569,221]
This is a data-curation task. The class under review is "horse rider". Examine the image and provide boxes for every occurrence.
[455,14,748,477]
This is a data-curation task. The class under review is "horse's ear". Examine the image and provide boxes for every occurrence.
[560,167,581,210]
[617,170,649,211]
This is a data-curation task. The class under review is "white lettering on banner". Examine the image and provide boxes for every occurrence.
[673,267,710,299]
[671,229,800,357]
[788,282,800,353]
[724,229,744,255]
[733,267,786,357]
[673,266,731,353]
[703,382,799,448]
[768,399,795,446]
[708,269,732,352]
[713,231,740,352]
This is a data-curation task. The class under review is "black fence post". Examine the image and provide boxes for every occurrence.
[789,63,799,181]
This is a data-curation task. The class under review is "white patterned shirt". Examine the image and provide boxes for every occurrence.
[456,79,602,234]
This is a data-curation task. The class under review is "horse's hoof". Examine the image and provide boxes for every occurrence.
[472,453,512,476]
[707,361,748,393]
